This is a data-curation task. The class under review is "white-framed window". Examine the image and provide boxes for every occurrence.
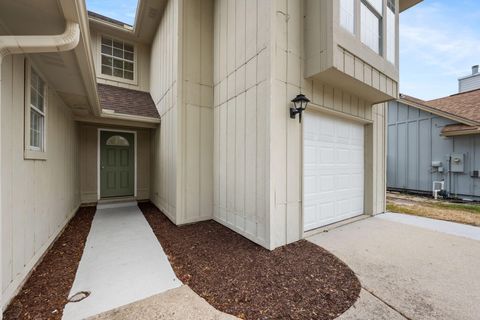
[386,0,396,63]
[25,61,48,160]
[361,0,382,54]
[100,35,135,81]
[340,0,355,34]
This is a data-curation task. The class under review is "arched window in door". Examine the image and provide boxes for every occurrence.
[106,135,130,146]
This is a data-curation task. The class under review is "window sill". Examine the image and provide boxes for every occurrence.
[24,149,48,161]
[97,74,138,87]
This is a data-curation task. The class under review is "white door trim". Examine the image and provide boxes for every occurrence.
[97,128,137,200]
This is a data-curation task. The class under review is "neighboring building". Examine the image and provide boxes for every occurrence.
[0,0,421,307]
[459,65,480,93]
[388,90,480,200]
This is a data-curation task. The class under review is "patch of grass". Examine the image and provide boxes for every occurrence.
[387,200,480,215]
[386,203,418,215]
[433,202,480,214]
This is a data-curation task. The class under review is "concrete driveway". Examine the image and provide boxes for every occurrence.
[308,213,480,320]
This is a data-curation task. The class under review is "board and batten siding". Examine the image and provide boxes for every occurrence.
[150,0,179,222]
[387,100,480,199]
[78,124,151,203]
[213,0,271,248]
[269,0,387,248]
[151,0,214,225]
[1,55,80,307]
[180,0,214,223]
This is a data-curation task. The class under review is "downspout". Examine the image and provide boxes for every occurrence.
[0,20,80,312]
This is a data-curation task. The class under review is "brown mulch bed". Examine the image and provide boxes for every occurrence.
[140,202,361,320]
[3,206,96,320]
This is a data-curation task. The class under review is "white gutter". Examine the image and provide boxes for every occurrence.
[0,20,80,311]
[0,21,80,58]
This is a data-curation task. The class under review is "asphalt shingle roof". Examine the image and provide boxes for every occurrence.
[97,84,159,119]
[426,89,480,124]
[401,89,480,126]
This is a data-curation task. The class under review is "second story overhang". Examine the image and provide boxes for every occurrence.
[305,0,422,104]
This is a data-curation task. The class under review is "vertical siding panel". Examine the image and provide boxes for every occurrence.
[213,107,220,218]
[226,99,236,224]
[344,51,354,77]
[354,57,364,82]
[1,56,13,292]
[185,105,200,219]
[235,93,246,229]
[244,86,257,234]
[256,80,268,242]
[227,0,236,74]
[324,85,334,109]
[219,104,227,220]
[200,107,213,218]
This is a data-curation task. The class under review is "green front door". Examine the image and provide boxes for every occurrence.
[100,131,135,198]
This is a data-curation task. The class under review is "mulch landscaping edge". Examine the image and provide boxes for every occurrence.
[140,201,361,320]
[3,206,96,320]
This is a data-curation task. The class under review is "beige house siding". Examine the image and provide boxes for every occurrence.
[148,0,388,250]
[78,123,151,203]
[304,0,399,103]
[90,28,151,92]
[367,103,387,215]
[212,0,271,248]
[1,55,80,307]
[180,0,214,224]
[150,0,179,222]
[268,0,388,249]
[151,0,214,225]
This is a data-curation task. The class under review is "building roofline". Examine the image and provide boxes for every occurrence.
[398,94,480,127]
[87,11,133,30]
[458,73,480,81]
[433,88,480,98]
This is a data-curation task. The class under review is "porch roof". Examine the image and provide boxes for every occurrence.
[97,83,159,119]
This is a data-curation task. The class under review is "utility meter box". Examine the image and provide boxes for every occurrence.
[450,153,465,173]
[432,161,442,167]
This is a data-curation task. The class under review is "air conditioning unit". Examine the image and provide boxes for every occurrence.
[471,170,480,178]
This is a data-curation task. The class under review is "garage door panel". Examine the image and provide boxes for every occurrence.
[303,112,365,231]
[304,205,317,228]
[304,145,318,166]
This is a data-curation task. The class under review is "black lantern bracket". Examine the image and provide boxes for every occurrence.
[290,94,310,123]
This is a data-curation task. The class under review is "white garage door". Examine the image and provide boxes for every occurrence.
[303,111,364,231]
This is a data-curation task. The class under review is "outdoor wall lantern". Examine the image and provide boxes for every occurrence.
[290,94,310,123]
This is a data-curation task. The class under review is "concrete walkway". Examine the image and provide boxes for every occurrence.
[380,212,480,241]
[309,213,480,320]
[87,286,237,320]
[62,202,181,320]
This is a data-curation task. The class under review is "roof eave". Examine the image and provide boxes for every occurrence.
[60,0,101,116]
[400,0,423,12]
[101,110,160,124]
[398,97,480,127]
[441,128,480,137]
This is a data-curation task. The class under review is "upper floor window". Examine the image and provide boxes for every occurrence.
[100,36,135,80]
[386,0,396,63]
[340,0,355,34]
[361,0,382,54]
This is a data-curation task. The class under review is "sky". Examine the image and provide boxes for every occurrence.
[400,0,480,100]
[85,0,479,101]
[86,0,138,26]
